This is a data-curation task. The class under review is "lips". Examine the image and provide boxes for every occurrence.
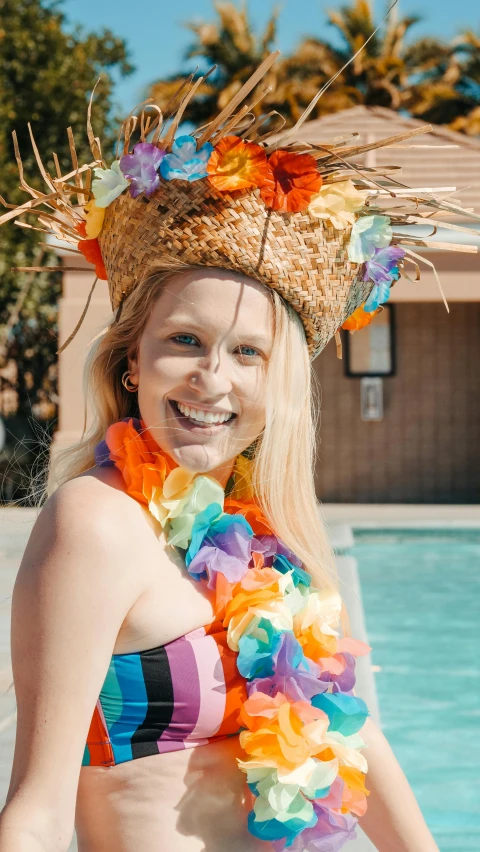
[168,399,237,434]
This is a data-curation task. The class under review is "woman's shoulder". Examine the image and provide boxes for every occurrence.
[51,464,146,521]
[36,464,161,558]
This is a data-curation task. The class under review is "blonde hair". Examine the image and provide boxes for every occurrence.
[49,260,337,591]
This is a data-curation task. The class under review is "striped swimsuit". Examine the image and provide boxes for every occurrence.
[82,619,247,767]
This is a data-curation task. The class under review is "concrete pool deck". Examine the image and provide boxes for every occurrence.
[3,504,478,850]
[320,503,480,528]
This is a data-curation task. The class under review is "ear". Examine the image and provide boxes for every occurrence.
[127,348,139,382]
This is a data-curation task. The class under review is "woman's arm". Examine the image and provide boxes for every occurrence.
[0,475,147,851]
[359,716,439,852]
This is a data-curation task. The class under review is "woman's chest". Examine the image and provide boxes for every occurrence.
[113,519,217,655]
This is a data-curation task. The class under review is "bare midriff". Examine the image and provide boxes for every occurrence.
[75,734,267,852]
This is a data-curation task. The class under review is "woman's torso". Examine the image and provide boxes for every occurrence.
[75,465,264,852]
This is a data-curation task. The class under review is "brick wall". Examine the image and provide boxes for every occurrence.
[313,303,480,503]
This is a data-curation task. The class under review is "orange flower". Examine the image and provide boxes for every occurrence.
[76,221,108,280]
[224,498,272,535]
[339,767,369,817]
[207,135,273,192]
[341,303,381,331]
[104,418,175,505]
[260,150,322,213]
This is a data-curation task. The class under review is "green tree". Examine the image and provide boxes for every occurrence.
[0,0,133,501]
[149,2,283,129]
[148,0,479,130]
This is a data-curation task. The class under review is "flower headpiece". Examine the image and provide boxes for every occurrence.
[1,51,478,359]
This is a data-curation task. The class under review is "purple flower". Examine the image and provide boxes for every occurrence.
[364,245,405,286]
[247,631,328,703]
[272,800,357,852]
[363,245,405,312]
[251,534,304,569]
[187,519,252,588]
[319,652,356,694]
[120,142,166,198]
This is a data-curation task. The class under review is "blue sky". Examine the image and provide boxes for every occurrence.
[62,0,479,112]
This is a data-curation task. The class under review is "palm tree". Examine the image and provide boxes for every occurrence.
[147,0,479,134]
[279,0,454,119]
[149,3,282,129]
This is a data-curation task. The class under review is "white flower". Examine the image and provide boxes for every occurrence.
[347,214,393,263]
[92,161,130,208]
[309,179,369,230]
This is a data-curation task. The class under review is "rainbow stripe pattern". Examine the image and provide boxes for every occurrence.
[82,619,246,766]
[91,417,371,851]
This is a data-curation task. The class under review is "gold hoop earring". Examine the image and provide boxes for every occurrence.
[121,370,138,392]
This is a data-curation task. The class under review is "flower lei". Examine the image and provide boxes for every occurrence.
[95,416,371,851]
[79,134,404,331]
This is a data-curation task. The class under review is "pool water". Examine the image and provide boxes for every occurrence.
[351,529,480,852]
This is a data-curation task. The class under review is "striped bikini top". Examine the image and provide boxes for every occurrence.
[82,619,247,767]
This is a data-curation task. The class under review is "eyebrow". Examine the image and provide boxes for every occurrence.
[160,317,272,345]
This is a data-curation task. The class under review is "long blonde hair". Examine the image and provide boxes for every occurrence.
[48,260,337,591]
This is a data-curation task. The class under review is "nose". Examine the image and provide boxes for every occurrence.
[187,349,233,397]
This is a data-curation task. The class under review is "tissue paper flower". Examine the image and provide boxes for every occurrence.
[160,474,225,548]
[308,180,369,229]
[75,222,107,280]
[260,150,323,213]
[363,245,405,312]
[207,135,273,191]
[92,160,130,208]
[160,135,213,182]
[341,303,380,331]
[120,142,166,198]
[97,416,175,503]
[347,215,393,263]
[187,512,253,588]
[83,199,105,238]
[364,245,405,286]
[246,628,327,702]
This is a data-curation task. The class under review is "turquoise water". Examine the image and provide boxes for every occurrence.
[351,529,480,852]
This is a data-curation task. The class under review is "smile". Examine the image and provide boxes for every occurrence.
[169,400,237,432]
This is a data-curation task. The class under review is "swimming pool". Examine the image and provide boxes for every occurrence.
[351,529,480,852]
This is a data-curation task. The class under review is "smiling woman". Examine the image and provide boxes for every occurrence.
[0,46,465,852]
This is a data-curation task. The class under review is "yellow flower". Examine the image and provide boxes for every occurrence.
[84,199,106,238]
[308,180,369,230]
[149,469,225,549]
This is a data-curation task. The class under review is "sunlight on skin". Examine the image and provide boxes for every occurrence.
[127,269,273,487]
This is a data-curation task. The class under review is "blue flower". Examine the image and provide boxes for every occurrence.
[237,618,284,679]
[160,135,214,182]
[273,553,311,588]
[363,279,392,312]
[311,691,369,736]
[347,214,392,263]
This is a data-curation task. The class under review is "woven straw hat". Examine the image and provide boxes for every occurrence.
[1,50,478,359]
[100,179,372,358]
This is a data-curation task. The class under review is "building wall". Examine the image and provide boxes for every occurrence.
[313,303,480,503]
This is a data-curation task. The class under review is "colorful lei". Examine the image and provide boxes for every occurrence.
[79,133,405,333]
[95,417,371,851]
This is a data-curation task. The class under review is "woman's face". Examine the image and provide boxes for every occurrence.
[127,269,273,486]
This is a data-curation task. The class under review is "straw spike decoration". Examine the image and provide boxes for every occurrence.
[1,49,478,359]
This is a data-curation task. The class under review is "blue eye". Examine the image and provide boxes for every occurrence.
[238,345,260,357]
[172,334,198,345]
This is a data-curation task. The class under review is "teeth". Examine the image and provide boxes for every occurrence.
[176,401,233,424]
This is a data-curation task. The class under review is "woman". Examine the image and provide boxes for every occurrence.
[0,51,472,852]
